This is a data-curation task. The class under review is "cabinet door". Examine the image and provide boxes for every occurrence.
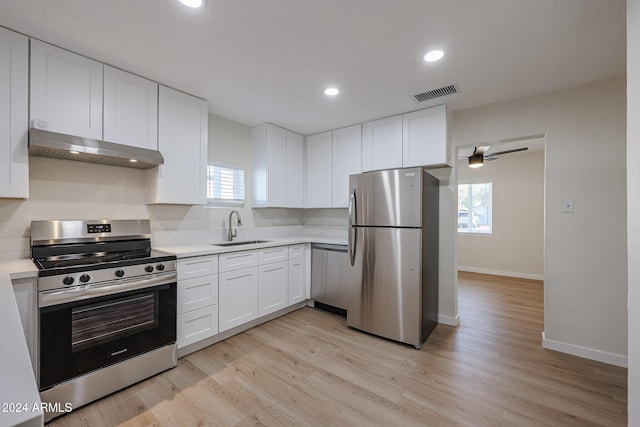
[147,86,207,204]
[332,124,362,207]
[402,105,448,167]
[177,304,219,348]
[30,40,103,139]
[289,257,307,305]
[266,124,287,207]
[305,131,333,208]
[286,130,304,207]
[258,261,288,316]
[0,28,28,198]
[219,267,258,332]
[251,123,288,207]
[362,115,402,172]
[103,66,158,150]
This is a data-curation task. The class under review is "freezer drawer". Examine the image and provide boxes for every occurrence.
[311,244,348,311]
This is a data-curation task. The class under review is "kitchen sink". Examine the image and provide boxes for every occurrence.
[212,240,272,247]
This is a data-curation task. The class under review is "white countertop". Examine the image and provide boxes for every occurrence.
[154,235,347,258]
[0,260,43,427]
[0,234,346,427]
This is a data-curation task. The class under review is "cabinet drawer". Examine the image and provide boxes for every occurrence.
[219,250,257,272]
[177,255,218,280]
[288,244,306,260]
[177,305,219,349]
[177,275,218,315]
[258,246,288,264]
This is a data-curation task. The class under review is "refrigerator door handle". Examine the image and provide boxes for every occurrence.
[348,186,357,266]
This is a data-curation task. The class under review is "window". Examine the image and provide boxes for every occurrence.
[207,164,245,207]
[458,182,492,234]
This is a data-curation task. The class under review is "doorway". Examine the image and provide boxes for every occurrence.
[455,135,545,280]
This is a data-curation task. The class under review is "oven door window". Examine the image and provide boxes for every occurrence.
[71,293,157,352]
[39,284,176,391]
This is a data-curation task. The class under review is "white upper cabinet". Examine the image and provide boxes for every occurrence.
[402,104,449,167]
[362,115,403,172]
[146,86,208,205]
[286,130,304,208]
[30,40,103,139]
[252,123,304,208]
[103,66,158,150]
[252,123,286,207]
[305,131,333,208]
[362,105,450,171]
[0,28,29,199]
[331,124,362,207]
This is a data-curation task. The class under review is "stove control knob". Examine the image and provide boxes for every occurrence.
[79,274,90,283]
[145,265,154,273]
[115,269,125,278]
[63,276,75,286]
[156,264,165,271]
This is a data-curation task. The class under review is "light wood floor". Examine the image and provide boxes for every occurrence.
[51,272,627,426]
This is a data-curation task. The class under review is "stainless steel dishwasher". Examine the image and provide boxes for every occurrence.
[311,243,348,315]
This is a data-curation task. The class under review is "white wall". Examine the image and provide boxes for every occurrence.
[454,77,627,364]
[627,0,639,422]
[457,150,544,279]
[0,114,304,259]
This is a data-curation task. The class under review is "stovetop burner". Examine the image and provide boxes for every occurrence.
[34,248,152,270]
[30,220,176,281]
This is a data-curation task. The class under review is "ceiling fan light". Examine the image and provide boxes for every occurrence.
[468,153,484,168]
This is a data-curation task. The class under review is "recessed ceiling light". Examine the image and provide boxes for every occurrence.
[178,0,204,8]
[424,50,444,62]
[324,87,340,96]
[129,159,138,163]
[69,150,79,154]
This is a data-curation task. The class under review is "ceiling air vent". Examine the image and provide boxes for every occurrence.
[413,84,458,102]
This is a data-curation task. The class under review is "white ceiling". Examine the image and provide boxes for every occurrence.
[0,0,626,135]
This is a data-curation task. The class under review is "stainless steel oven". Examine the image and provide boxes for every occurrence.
[31,220,177,422]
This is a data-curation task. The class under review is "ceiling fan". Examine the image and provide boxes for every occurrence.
[468,146,528,168]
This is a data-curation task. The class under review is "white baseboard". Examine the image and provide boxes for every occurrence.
[457,266,544,281]
[541,332,628,368]
[438,313,460,326]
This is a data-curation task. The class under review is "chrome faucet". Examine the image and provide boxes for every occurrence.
[227,210,242,241]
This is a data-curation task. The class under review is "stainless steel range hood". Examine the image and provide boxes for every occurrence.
[28,128,164,169]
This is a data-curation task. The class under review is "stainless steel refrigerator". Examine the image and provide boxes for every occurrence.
[347,167,439,348]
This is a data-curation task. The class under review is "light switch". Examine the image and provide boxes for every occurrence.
[562,199,574,213]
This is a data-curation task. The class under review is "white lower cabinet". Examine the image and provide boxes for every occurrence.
[258,261,288,316]
[177,305,219,348]
[288,244,307,305]
[177,245,311,349]
[176,255,219,349]
[219,267,258,332]
[288,258,306,305]
[177,274,218,314]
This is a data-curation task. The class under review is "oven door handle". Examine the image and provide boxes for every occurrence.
[39,272,177,308]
